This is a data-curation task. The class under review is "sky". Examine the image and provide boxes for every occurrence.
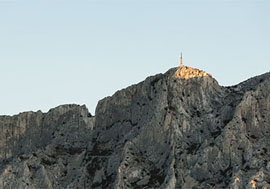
[0,0,269,115]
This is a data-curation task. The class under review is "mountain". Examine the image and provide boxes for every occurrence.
[0,66,270,188]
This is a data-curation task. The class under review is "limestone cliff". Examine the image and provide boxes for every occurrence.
[0,105,94,188]
[173,66,212,79]
[1,66,270,188]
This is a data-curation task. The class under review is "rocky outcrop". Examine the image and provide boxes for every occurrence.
[0,105,94,188]
[0,66,270,188]
[173,66,212,79]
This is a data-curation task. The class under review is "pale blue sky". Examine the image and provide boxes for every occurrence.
[0,0,269,115]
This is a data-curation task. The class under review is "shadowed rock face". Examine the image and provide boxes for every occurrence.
[0,105,95,188]
[1,66,270,188]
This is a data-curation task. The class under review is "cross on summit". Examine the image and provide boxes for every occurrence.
[180,53,183,67]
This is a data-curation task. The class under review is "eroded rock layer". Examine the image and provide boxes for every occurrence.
[1,66,270,188]
[173,66,212,79]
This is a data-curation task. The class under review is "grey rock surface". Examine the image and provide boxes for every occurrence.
[0,105,94,188]
[1,66,270,188]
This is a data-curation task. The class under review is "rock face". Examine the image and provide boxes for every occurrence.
[0,105,95,188]
[1,66,270,188]
[173,66,212,79]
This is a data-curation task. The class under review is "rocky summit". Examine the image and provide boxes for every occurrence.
[1,66,270,189]
[173,66,212,79]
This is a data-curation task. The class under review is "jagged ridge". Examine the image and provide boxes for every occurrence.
[0,67,270,188]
